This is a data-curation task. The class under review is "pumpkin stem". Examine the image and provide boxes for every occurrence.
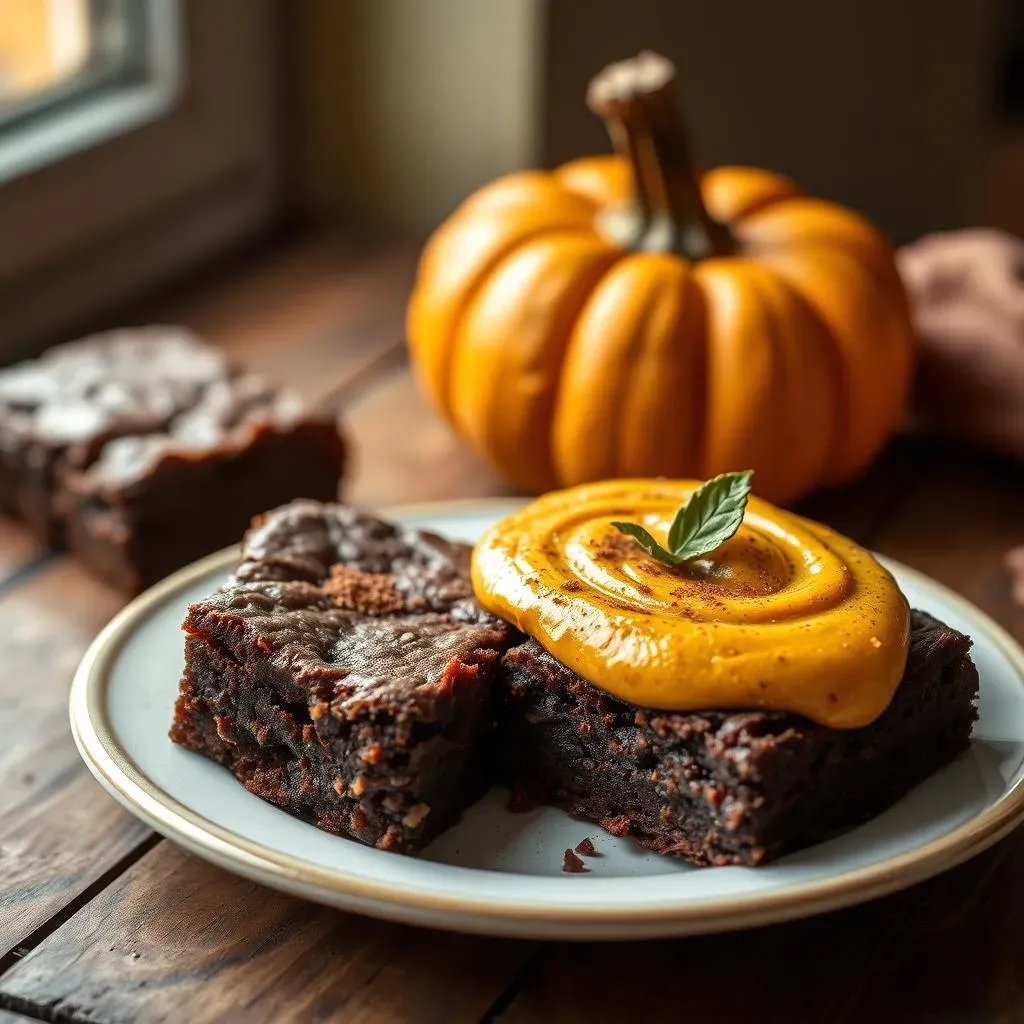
[587,51,734,259]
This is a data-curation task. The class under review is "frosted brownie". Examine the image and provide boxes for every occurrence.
[171,500,978,864]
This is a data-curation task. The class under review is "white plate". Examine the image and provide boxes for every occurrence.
[70,499,1024,940]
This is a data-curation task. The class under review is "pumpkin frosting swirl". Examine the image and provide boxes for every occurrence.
[471,479,911,728]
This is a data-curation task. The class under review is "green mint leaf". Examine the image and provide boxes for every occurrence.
[607,471,753,569]
[669,470,753,561]
[609,521,682,566]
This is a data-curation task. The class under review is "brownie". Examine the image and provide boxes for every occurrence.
[170,501,515,854]
[497,612,978,866]
[0,327,345,593]
[170,501,979,865]
[60,375,344,594]
[0,326,227,544]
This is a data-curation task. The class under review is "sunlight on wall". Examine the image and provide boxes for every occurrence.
[0,0,91,109]
[290,0,543,231]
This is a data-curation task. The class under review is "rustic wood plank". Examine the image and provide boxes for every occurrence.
[143,235,416,402]
[0,843,533,1024]
[499,829,1024,1024]
[868,442,1024,642]
[343,363,520,508]
[0,522,44,593]
[0,560,151,957]
[3,299,1019,1024]
[796,437,934,542]
[501,768,1024,1023]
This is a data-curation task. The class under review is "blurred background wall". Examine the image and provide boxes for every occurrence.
[287,0,543,229]
[285,0,1016,244]
[540,0,1000,245]
[0,0,1020,355]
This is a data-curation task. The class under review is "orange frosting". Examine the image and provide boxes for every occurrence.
[471,479,910,728]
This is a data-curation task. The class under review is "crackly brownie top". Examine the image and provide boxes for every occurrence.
[64,374,324,495]
[186,501,512,710]
[0,326,337,489]
[235,500,478,615]
[0,326,229,448]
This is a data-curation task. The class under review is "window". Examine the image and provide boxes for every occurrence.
[0,0,182,183]
[1,0,98,109]
[0,0,278,360]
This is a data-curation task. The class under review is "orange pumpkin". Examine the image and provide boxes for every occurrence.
[406,51,914,505]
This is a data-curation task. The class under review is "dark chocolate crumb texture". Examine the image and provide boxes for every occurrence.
[171,500,979,865]
[172,501,513,853]
[0,326,226,543]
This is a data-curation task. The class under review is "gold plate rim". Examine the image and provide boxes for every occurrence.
[69,499,1024,939]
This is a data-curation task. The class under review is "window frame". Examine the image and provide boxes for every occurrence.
[0,0,279,359]
[0,0,184,184]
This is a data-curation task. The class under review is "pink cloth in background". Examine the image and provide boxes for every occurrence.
[898,229,1024,606]
[897,228,1024,461]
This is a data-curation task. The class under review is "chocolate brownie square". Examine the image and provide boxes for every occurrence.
[170,501,515,853]
[60,375,344,594]
[0,326,345,593]
[0,326,226,544]
[496,611,978,865]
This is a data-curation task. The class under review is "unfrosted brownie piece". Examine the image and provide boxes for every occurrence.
[496,611,979,865]
[60,375,344,594]
[0,326,345,592]
[170,501,515,853]
[0,326,226,543]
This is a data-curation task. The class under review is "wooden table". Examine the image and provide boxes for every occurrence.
[1,235,1022,1024]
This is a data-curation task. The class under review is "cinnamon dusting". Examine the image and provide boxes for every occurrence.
[592,531,777,601]
[591,531,635,563]
[323,564,404,614]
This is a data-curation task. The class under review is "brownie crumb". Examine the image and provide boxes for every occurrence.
[323,564,405,614]
[601,814,632,837]
[562,848,588,873]
[507,784,537,813]
[575,838,597,857]
[403,802,431,828]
